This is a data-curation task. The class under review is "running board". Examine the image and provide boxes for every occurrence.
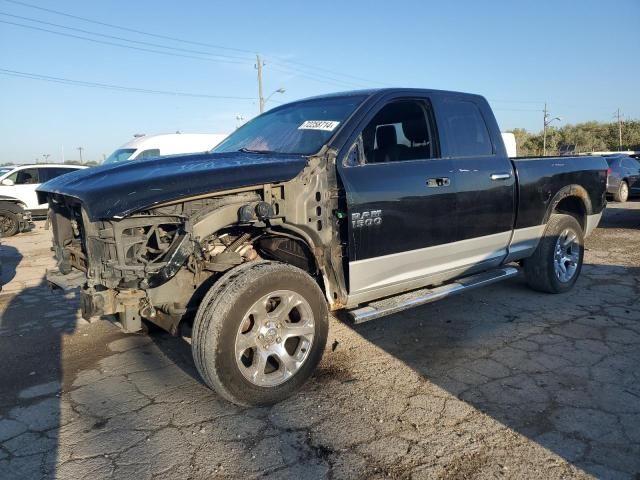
[347,266,520,324]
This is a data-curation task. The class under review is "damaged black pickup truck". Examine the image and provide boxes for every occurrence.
[38,88,607,406]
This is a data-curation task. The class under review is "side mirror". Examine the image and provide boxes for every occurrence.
[1,178,14,186]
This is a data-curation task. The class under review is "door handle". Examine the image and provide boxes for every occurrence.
[490,173,512,181]
[426,177,450,187]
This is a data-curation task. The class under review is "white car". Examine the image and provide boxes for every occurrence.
[104,133,228,164]
[0,164,86,236]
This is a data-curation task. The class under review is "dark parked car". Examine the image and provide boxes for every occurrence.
[604,154,640,202]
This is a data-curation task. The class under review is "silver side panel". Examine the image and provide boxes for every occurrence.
[347,231,511,307]
[585,212,602,238]
[503,224,546,263]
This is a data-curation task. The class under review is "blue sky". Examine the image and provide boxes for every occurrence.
[1,0,638,163]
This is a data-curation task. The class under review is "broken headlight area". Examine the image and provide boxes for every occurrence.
[91,215,188,288]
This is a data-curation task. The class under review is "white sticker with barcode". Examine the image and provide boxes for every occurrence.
[298,120,340,131]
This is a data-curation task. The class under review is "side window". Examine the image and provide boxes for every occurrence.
[13,168,40,184]
[40,168,75,182]
[358,99,437,164]
[137,149,161,159]
[624,158,640,170]
[443,99,493,157]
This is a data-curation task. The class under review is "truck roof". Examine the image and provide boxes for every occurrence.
[300,87,486,102]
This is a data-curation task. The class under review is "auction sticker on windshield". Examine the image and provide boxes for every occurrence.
[298,120,340,131]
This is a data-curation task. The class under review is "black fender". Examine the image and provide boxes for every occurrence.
[542,184,592,226]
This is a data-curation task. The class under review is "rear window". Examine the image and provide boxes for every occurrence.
[443,99,493,157]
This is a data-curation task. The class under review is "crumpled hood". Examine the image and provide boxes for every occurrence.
[37,151,308,221]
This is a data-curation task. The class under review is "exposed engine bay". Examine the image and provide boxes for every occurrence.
[46,155,347,335]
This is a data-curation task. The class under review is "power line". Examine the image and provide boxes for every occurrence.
[0,11,253,62]
[268,59,386,87]
[0,19,248,65]
[2,0,255,55]
[0,68,256,100]
[2,0,383,87]
[0,17,368,90]
[269,64,367,90]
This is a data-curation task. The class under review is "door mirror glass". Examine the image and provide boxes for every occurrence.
[1,178,14,186]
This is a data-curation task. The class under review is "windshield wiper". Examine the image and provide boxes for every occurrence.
[238,147,275,154]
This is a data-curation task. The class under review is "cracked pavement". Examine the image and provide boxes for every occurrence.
[0,201,639,479]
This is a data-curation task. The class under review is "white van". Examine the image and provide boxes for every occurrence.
[501,132,517,158]
[104,133,228,164]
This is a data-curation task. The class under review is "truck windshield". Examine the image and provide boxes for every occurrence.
[213,95,366,155]
[104,148,136,164]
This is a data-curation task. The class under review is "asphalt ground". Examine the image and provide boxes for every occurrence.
[0,201,639,479]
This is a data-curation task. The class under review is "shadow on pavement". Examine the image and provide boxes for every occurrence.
[344,263,640,478]
[0,243,23,288]
[0,278,78,479]
[596,204,640,230]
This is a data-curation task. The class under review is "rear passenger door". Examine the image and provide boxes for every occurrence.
[37,167,80,210]
[435,95,516,266]
[622,158,640,193]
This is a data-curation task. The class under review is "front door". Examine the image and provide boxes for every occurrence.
[338,98,458,301]
[4,167,41,210]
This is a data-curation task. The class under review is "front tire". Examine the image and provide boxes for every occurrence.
[192,261,328,406]
[524,213,584,294]
[0,203,22,237]
[613,181,629,202]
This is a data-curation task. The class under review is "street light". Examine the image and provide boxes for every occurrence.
[264,88,285,107]
[543,103,561,156]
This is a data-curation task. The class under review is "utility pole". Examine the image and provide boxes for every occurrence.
[543,103,548,156]
[256,54,265,113]
[543,103,561,156]
[77,146,84,163]
[614,108,623,150]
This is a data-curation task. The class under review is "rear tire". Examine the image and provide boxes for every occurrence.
[524,214,584,294]
[0,203,22,237]
[192,261,328,406]
[613,181,629,202]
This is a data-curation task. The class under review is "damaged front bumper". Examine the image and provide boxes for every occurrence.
[46,268,148,333]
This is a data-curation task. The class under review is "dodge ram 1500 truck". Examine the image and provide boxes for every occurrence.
[38,88,607,406]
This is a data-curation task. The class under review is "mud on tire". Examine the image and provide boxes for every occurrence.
[524,213,584,294]
[191,261,329,406]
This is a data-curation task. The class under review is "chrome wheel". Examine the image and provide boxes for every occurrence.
[553,228,580,283]
[235,290,315,387]
[619,182,629,202]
